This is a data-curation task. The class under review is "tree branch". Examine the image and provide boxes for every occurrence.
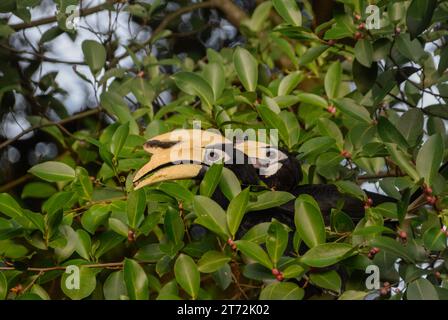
[0,108,101,151]
[111,0,248,66]
[10,0,120,31]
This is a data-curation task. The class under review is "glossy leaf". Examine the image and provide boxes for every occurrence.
[259,282,304,300]
[227,188,250,238]
[272,0,302,26]
[124,258,149,300]
[294,194,326,248]
[197,251,231,273]
[233,47,258,92]
[234,240,273,269]
[28,161,75,182]
[301,243,354,267]
[174,254,200,299]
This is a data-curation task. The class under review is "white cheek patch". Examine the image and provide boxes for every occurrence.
[259,162,283,177]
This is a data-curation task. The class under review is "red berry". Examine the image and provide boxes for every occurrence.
[327,39,336,46]
[435,271,441,279]
[395,26,401,34]
[327,105,336,114]
[373,247,380,254]
[383,282,390,288]
[354,14,361,21]
[354,31,363,40]
[340,150,352,159]
[276,273,284,281]
[271,268,280,276]
[127,230,136,242]
[380,287,388,296]
[426,196,437,205]
[398,230,407,240]
[357,23,366,30]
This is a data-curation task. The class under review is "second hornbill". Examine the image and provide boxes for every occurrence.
[133,129,394,236]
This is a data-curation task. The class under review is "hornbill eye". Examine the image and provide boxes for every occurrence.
[203,148,229,165]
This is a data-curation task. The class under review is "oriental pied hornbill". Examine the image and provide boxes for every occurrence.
[133,129,394,235]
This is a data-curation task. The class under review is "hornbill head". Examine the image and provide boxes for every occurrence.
[133,129,302,191]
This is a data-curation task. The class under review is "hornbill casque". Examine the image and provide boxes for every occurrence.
[132,129,395,239]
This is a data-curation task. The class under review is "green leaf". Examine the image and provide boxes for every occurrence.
[110,122,129,157]
[0,271,7,300]
[423,105,448,120]
[332,98,371,124]
[278,71,302,96]
[227,188,250,238]
[164,207,184,246]
[123,258,149,300]
[310,270,341,293]
[81,204,110,234]
[298,137,336,162]
[396,109,424,147]
[407,278,439,300]
[234,240,273,269]
[103,270,128,300]
[296,92,328,108]
[203,62,225,100]
[301,243,354,267]
[200,163,223,197]
[248,191,295,211]
[370,236,415,263]
[385,143,420,182]
[294,194,326,248]
[272,0,302,26]
[174,254,200,299]
[297,45,329,66]
[241,222,270,244]
[157,182,194,203]
[416,134,444,186]
[28,161,75,182]
[333,181,366,200]
[259,282,304,300]
[246,1,272,32]
[127,189,146,229]
[172,72,214,108]
[355,39,373,67]
[282,264,305,279]
[317,118,344,149]
[233,47,258,92]
[82,40,106,75]
[75,229,91,261]
[266,220,289,265]
[324,61,341,99]
[406,0,437,39]
[197,251,231,273]
[61,265,97,300]
[338,290,368,300]
[395,33,424,60]
[0,193,23,219]
[352,59,378,94]
[423,227,447,251]
[219,168,242,200]
[100,92,139,134]
[257,105,290,147]
[193,196,229,238]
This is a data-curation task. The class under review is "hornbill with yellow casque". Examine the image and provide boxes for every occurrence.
[133,129,395,239]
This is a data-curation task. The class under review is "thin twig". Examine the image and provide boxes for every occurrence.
[10,0,121,31]
[0,108,100,151]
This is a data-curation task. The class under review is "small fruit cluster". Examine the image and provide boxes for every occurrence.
[227,238,237,251]
[364,198,373,209]
[271,268,284,281]
[423,184,437,205]
[368,247,380,259]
